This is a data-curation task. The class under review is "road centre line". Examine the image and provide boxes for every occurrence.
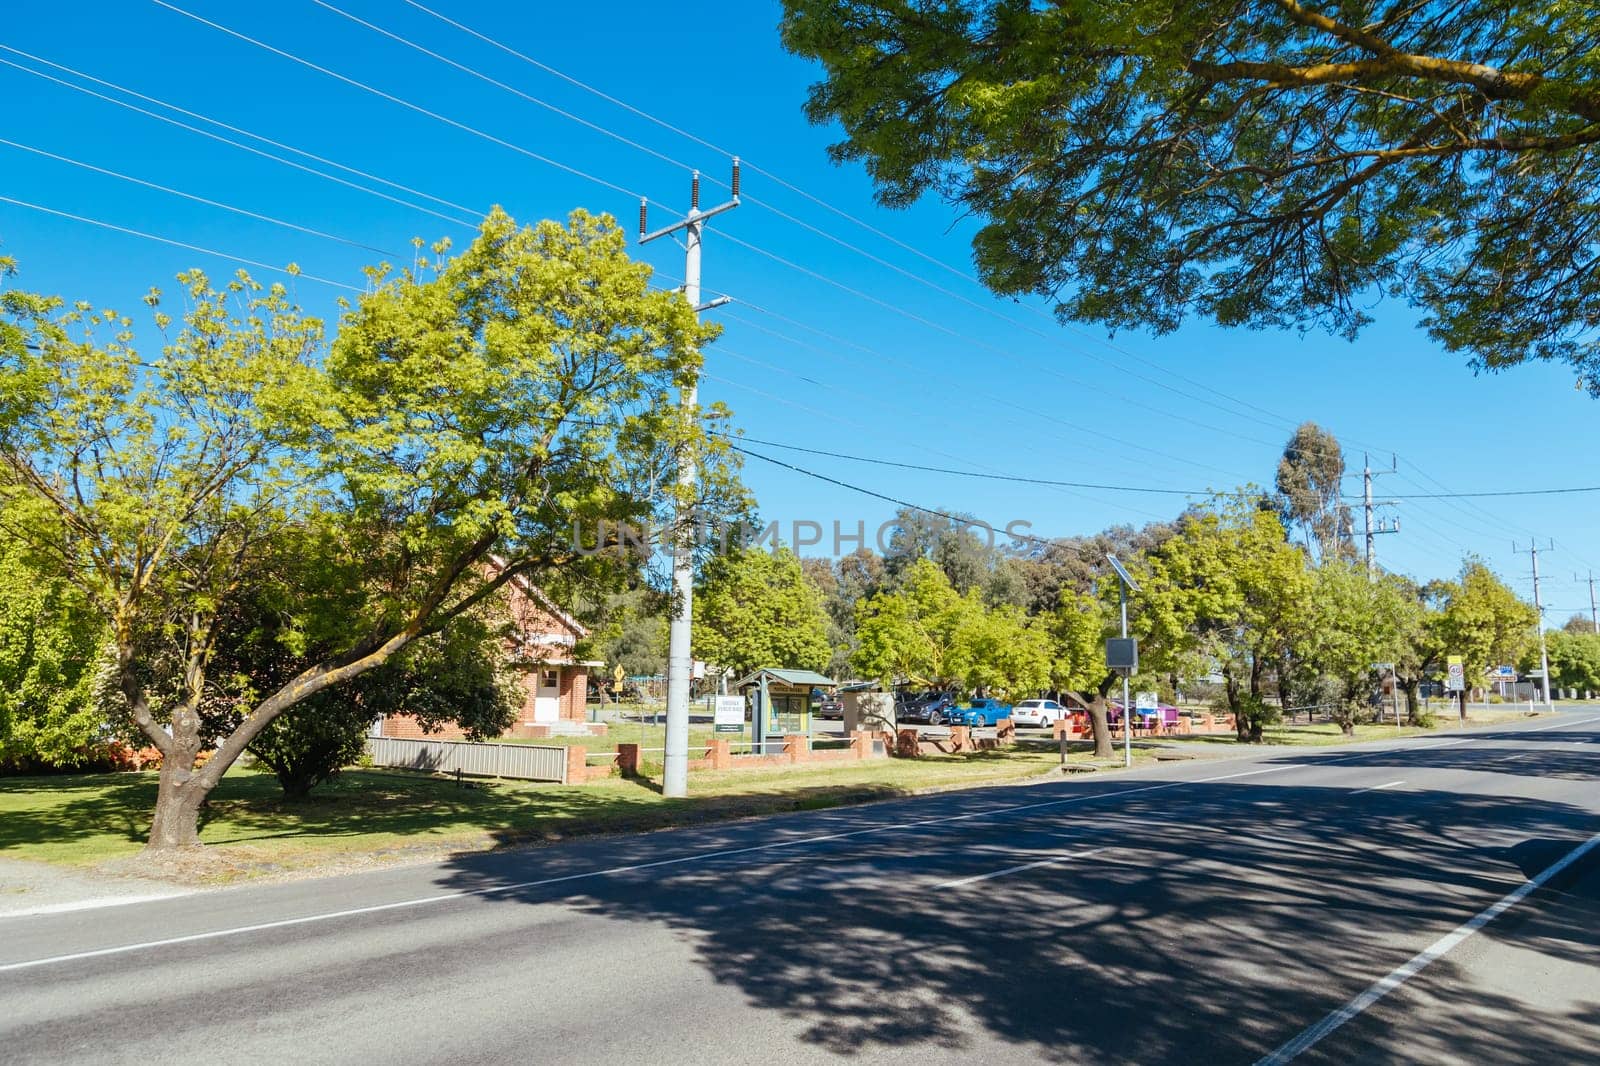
[1350,781,1406,796]
[0,718,1587,975]
[1255,827,1600,1065]
[936,848,1104,889]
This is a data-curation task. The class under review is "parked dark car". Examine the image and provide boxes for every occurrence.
[897,691,958,725]
[948,698,1013,727]
[814,696,845,719]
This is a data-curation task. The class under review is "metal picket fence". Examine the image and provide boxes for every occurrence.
[366,736,568,783]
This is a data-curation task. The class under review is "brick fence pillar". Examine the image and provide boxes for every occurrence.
[616,743,640,776]
[784,733,808,764]
[708,738,732,770]
[565,745,587,784]
[850,730,871,759]
[950,725,971,753]
[995,719,1016,745]
[895,729,920,758]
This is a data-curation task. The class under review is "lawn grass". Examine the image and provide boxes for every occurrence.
[1163,708,1536,747]
[0,748,1066,881]
[0,706,1544,883]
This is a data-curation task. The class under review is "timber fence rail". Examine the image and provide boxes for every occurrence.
[366,736,569,783]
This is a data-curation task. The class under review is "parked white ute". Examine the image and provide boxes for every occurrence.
[1011,699,1067,728]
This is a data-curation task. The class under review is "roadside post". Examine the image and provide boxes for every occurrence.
[1106,555,1142,769]
[1446,655,1466,725]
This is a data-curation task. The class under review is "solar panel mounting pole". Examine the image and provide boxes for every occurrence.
[639,162,740,798]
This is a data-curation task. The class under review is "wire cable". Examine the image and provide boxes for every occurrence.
[0,195,362,292]
[150,0,646,202]
[0,136,401,258]
[0,53,478,229]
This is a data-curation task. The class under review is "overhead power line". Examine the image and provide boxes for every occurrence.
[394,0,1333,434]
[728,442,1068,552]
[150,0,645,201]
[714,433,1216,496]
[0,137,400,257]
[0,195,362,292]
[0,51,478,229]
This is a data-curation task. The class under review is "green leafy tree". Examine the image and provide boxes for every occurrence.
[1043,590,1117,757]
[1300,561,1408,734]
[577,587,668,683]
[1140,499,1311,741]
[1386,576,1443,725]
[199,533,519,799]
[694,547,833,678]
[0,209,731,849]
[0,530,109,769]
[782,1,1600,393]
[1528,629,1600,693]
[854,558,1049,699]
[1432,560,1538,686]
[1,263,325,842]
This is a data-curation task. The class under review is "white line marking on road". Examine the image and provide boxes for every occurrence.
[936,848,1104,889]
[1255,827,1600,1065]
[1498,752,1536,764]
[1350,781,1405,796]
[3,714,1592,974]
[0,893,189,920]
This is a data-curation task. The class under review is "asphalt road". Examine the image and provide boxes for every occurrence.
[3,712,1598,1065]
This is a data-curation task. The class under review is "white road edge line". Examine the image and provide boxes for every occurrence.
[0,714,1588,974]
[936,848,1104,889]
[0,892,190,920]
[1255,827,1600,1065]
[1350,781,1405,796]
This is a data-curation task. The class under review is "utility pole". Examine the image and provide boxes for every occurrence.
[1361,453,1400,578]
[1515,540,1555,708]
[639,162,740,799]
[1587,570,1598,634]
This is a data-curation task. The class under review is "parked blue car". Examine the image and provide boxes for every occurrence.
[949,698,1013,727]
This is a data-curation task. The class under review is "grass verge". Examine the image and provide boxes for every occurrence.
[0,707,1547,884]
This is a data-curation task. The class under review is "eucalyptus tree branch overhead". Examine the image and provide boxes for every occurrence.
[782,0,1600,392]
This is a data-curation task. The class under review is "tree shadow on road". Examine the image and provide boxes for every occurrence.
[433,741,1600,1064]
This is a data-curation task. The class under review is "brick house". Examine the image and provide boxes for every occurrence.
[378,570,602,740]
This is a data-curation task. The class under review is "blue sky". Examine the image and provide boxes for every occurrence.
[2,0,1597,616]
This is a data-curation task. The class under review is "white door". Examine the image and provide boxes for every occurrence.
[533,668,560,723]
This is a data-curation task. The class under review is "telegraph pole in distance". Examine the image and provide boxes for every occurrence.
[1362,453,1400,578]
[1587,570,1598,634]
[1515,540,1555,707]
[639,162,740,799]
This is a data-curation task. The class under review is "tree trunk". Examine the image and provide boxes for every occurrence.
[1402,679,1423,725]
[1087,698,1113,758]
[1225,668,1250,743]
[148,758,208,849]
[144,692,213,851]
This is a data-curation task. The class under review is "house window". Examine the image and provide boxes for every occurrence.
[541,669,559,690]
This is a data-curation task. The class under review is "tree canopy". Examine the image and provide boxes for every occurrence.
[0,208,732,848]
[693,546,833,677]
[782,0,1600,393]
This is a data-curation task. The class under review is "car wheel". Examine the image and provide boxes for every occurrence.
[929,710,944,726]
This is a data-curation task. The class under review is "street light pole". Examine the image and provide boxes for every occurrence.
[1107,554,1141,770]
[1121,579,1131,769]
